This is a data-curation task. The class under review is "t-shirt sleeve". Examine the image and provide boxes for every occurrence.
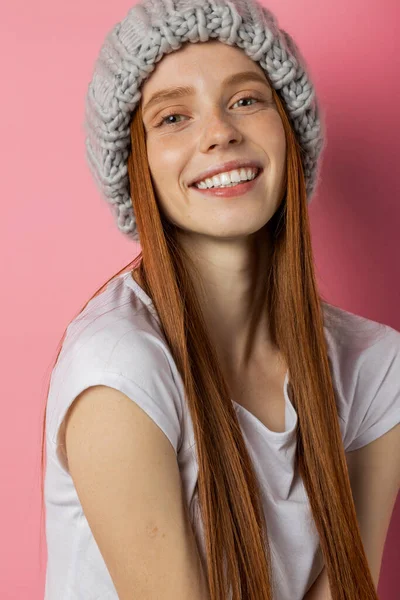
[46,320,184,473]
[344,325,400,452]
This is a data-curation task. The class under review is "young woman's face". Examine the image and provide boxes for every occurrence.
[140,40,286,240]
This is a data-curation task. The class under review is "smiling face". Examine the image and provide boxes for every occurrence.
[140,39,287,241]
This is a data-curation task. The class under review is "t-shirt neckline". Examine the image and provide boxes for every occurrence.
[121,270,296,439]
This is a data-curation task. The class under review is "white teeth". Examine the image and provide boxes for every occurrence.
[194,167,259,189]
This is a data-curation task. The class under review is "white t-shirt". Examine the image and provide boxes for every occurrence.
[44,271,400,600]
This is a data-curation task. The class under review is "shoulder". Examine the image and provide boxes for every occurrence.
[321,301,400,378]
[47,273,184,463]
[321,301,400,451]
[58,272,166,375]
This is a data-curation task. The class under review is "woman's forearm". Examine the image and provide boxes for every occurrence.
[302,566,332,600]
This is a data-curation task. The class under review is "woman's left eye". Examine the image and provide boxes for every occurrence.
[155,96,261,128]
[233,96,259,108]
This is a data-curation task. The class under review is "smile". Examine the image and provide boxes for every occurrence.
[190,168,263,198]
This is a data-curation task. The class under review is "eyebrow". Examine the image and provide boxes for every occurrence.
[141,70,271,116]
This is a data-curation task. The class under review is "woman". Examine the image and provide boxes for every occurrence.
[40,1,400,599]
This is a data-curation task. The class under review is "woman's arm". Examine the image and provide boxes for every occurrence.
[302,567,332,600]
[64,385,210,600]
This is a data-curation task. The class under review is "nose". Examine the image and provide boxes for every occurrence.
[198,110,243,152]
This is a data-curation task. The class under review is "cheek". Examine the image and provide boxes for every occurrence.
[259,112,286,151]
[147,138,185,184]
[263,120,286,180]
[146,142,187,215]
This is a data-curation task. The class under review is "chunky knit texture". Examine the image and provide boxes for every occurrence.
[84,0,326,241]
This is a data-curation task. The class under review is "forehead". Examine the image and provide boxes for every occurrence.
[140,40,270,104]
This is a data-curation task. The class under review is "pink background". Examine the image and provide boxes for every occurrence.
[1,1,399,598]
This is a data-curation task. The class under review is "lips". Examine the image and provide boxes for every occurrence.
[190,167,262,198]
[188,159,263,187]
[192,167,261,189]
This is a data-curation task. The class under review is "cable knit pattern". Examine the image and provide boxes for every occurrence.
[84,0,326,240]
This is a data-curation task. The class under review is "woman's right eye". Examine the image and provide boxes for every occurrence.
[155,113,186,128]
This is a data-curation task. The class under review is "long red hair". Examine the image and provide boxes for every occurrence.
[39,79,378,599]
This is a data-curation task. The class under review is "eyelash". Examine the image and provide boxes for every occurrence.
[155,95,263,128]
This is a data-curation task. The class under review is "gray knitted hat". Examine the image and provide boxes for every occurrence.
[84,0,326,242]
